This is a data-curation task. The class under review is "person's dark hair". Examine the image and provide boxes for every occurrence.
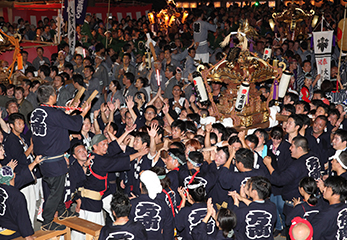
[313,89,325,99]
[37,84,55,104]
[245,134,259,148]
[324,176,347,202]
[170,141,185,152]
[0,83,6,95]
[217,147,230,162]
[254,129,269,144]
[5,99,18,110]
[338,151,347,169]
[95,42,105,53]
[135,131,150,147]
[270,126,284,140]
[282,104,296,115]
[189,182,206,202]
[64,62,74,71]
[60,72,69,82]
[289,114,304,129]
[109,122,118,134]
[185,121,197,134]
[124,72,135,84]
[187,113,200,125]
[39,65,50,77]
[235,148,254,169]
[84,65,95,74]
[249,176,272,199]
[72,74,84,87]
[317,101,329,111]
[328,109,341,121]
[15,86,24,94]
[210,132,217,145]
[228,135,242,146]
[293,136,309,153]
[168,148,187,165]
[49,66,58,77]
[30,80,41,89]
[297,100,310,113]
[315,115,328,127]
[111,191,131,218]
[144,105,157,116]
[188,151,204,166]
[212,123,227,141]
[22,79,31,88]
[298,114,310,128]
[8,113,25,126]
[151,116,164,128]
[151,166,171,189]
[123,43,131,52]
[71,142,85,156]
[171,120,186,134]
[299,177,318,205]
[285,92,299,104]
[56,74,65,85]
[166,65,176,75]
[217,208,237,238]
[137,77,148,87]
[74,54,83,60]
[111,80,121,90]
[334,129,347,143]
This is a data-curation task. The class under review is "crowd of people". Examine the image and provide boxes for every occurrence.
[1,2,347,240]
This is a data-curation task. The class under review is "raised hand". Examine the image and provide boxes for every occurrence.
[125,96,134,109]
[148,123,159,138]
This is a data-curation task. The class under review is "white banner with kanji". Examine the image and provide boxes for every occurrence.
[313,31,333,87]
[316,56,331,82]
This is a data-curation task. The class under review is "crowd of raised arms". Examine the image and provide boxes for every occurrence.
[1,2,347,240]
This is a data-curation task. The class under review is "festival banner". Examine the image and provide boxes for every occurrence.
[313,31,333,87]
[67,0,76,55]
[63,0,88,25]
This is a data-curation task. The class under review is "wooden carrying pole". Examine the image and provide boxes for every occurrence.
[71,87,86,107]
[149,42,157,61]
[82,90,99,108]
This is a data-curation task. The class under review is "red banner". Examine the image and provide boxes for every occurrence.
[0,3,152,26]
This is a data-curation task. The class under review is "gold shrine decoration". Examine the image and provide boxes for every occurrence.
[0,29,22,82]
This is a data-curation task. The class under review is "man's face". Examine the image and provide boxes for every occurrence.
[125,112,133,127]
[212,83,222,91]
[188,49,196,58]
[303,62,311,73]
[94,140,108,155]
[286,117,298,134]
[172,127,183,139]
[73,145,88,161]
[22,53,28,62]
[332,134,346,150]
[172,86,181,97]
[15,90,23,101]
[289,142,299,158]
[122,76,129,86]
[11,119,25,134]
[215,150,227,167]
[123,56,130,65]
[84,68,92,78]
[144,108,156,122]
[165,68,173,78]
[164,50,171,60]
[75,56,83,65]
[312,118,326,135]
[328,114,339,127]
[133,137,145,151]
[7,102,18,114]
[53,76,63,89]
[245,140,256,151]
[283,95,292,105]
[315,106,327,118]
[323,185,334,202]
[295,103,305,114]
[37,49,43,57]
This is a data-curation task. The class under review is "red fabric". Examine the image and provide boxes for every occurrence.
[1,43,57,63]
[1,4,152,25]
[300,86,311,103]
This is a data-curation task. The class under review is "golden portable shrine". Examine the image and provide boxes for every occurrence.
[197,21,290,129]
